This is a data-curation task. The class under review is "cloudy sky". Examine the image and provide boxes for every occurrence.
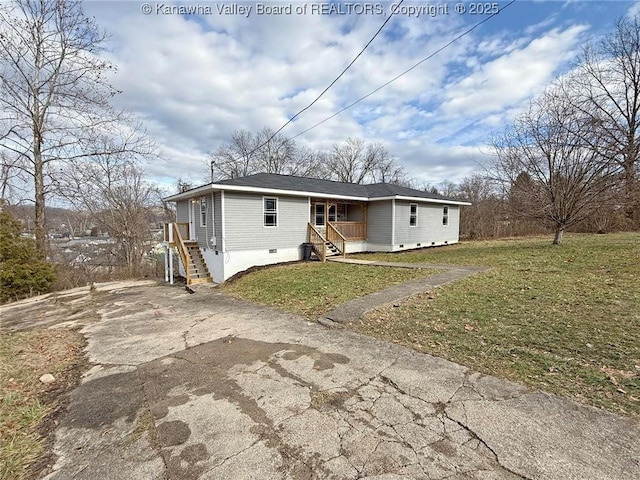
[84,0,640,191]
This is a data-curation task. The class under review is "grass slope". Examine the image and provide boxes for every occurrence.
[223,261,436,318]
[352,233,640,418]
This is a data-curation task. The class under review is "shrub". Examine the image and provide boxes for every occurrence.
[0,212,56,303]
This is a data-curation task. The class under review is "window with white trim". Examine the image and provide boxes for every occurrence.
[442,206,449,226]
[264,197,278,227]
[200,197,207,227]
[409,203,418,227]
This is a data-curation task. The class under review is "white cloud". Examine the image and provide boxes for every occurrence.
[78,2,619,191]
[628,1,640,18]
[440,25,589,118]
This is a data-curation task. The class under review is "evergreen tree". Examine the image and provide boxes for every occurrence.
[0,212,56,303]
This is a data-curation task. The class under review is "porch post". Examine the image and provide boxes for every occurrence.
[325,200,329,227]
[364,203,368,239]
[169,247,174,285]
[164,246,169,282]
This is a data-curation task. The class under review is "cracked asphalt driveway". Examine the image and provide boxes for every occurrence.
[2,280,639,479]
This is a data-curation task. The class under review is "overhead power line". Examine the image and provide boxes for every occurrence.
[290,0,518,141]
[275,0,406,134]
[219,0,405,163]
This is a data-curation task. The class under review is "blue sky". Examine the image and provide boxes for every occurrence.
[84,1,640,190]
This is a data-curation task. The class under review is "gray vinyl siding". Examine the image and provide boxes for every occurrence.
[447,205,461,242]
[193,196,207,249]
[394,201,460,245]
[191,192,218,250]
[367,200,393,244]
[176,194,221,249]
[176,200,189,223]
[214,192,222,250]
[224,192,308,251]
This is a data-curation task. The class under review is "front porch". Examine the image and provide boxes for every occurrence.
[308,199,367,261]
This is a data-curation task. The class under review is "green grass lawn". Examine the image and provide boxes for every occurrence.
[223,261,437,318]
[351,233,640,418]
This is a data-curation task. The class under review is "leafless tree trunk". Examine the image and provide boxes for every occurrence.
[0,0,153,253]
[491,86,617,245]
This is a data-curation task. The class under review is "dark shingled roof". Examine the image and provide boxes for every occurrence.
[214,173,456,202]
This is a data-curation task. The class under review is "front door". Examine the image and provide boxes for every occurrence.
[188,200,197,240]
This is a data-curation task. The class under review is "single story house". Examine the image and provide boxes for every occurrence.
[162,173,470,284]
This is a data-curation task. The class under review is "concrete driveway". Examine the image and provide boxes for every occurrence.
[1,281,638,479]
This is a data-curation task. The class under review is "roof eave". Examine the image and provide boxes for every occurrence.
[162,183,472,206]
[163,184,214,202]
[163,183,369,202]
[369,195,472,206]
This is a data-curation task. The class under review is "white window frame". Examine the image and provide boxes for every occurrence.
[443,206,449,226]
[200,197,207,227]
[264,196,278,227]
[409,203,418,227]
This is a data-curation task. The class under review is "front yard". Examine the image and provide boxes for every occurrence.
[223,261,437,317]
[227,233,640,418]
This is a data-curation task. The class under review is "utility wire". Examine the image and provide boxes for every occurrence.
[277,0,405,132]
[290,0,518,141]
[221,0,405,162]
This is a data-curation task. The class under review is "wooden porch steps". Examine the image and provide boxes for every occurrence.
[325,241,341,257]
[183,241,213,284]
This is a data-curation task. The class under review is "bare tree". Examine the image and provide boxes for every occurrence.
[209,131,409,186]
[326,138,406,184]
[438,180,458,197]
[0,151,23,209]
[0,0,153,253]
[295,147,330,179]
[491,86,617,244]
[209,130,258,180]
[254,127,296,174]
[369,144,409,185]
[209,127,327,181]
[327,138,370,183]
[455,174,511,239]
[571,15,640,226]
[176,177,194,193]
[55,156,159,275]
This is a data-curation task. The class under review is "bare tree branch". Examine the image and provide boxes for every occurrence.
[0,0,156,252]
[491,85,617,244]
